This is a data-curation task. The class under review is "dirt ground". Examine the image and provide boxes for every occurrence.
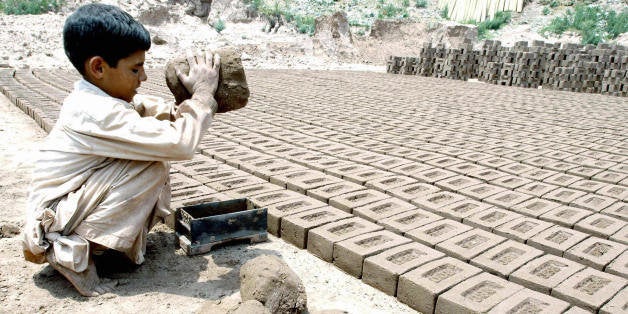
[0,93,417,313]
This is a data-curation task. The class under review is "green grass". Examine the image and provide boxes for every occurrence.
[543,7,551,15]
[475,11,511,39]
[295,15,315,35]
[440,4,448,19]
[415,0,427,8]
[543,5,627,45]
[1,0,64,15]
[214,19,226,33]
[378,2,408,19]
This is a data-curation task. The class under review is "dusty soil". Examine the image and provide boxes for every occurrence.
[0,93,416,313]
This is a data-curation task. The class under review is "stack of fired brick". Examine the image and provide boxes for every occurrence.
[387,39,627,96]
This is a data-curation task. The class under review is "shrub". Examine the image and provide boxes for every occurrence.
[295,15,315,35]
[214,19,226,33]
[402,0,410,7]
[543,5,627,45]
[477,11,511,39]
[378,3,406,18]
[415,0,427,8]
[440,4,448,19]
[549,0,559,8]
[542,7,551,15]
[2,0,64,15]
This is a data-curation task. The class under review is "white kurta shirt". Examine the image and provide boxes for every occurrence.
[23,79,214,269]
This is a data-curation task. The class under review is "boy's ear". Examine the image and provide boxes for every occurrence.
[85,56,107,79]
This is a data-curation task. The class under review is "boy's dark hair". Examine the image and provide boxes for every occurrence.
[63,3,151,75]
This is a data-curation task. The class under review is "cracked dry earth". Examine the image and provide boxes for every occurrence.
[0,67,627,313]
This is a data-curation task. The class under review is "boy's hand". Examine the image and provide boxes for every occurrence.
[176,49,220,102]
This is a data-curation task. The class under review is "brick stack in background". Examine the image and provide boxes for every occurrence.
[386,39,627,96]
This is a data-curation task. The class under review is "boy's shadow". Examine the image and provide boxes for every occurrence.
[33,228,281,300]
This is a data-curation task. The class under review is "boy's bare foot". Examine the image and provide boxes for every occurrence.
[46,249,117,297]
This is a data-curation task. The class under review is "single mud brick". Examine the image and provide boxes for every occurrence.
[205,175,266,192]
[564,306,593,314]
[369,156,413,171]
[437,199,494,222]
[406,150,447,162]
[516,181,560,198]
[458,183,508,201]
[600,286,628,314]
[484,190,533,209]
[324,163,374,179]
[572,194,617,213]
[362,242,446,296]
[528,225,589,256]
[328,189,390,213]
[436,228,507,262]
[569,179,608,194]
[343,168,394,185]
[593,170,628,185]
[605,250,628,279]
[239,158,284,175]
[333,230,411,278]
[510,254,586,294]
[226,151,275,169]
[552,268,627,312]
[386,182,441,202]
[511,197,562,217]
[545,160,580,173]
[540,205,594,228]
[470,240,543,278]
[249,189,303,208]
[434,175,482,192]
[488,288,571,314]
[379,209,443,235]
[287,174,343,195]
[170,185,217,202]
[269,169,320,187]
[165,47,248,113]
[191,168,249,184]
[499,163,536,176]
[406,219,473,248]
[412,168,457,184]
[489,174,533,190]
[494,217,553,243]
[255,163,309,181]
[544,173,583,187]
[564,237,626,270]
[281,206,352,249]
[520,168,557,181]
[353,198,415,223]
[543,187,588,205]
[266,197,328,236]
[398,256,483,313]
[597,184,628,201]
[467,168,510,182]
[477,157,513,169]
[575,213,626,238]
[306,181,366,203]
[365,175,417,193]
[464,208,522,232]
[411,191,468,212]
[390,162,434,176]
[611,225,628,245]
[308,157,354,173]
[224,182,283,199]
[602,202,628,221]
[435,272,524,314]
[459,152,492,162]
[447,162,488,175]
[169,173,202,191]
[424,156,465,168]
[307,217,383,262]
[208,147,252,163]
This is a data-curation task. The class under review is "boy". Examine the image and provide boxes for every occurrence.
[22,3,220,296]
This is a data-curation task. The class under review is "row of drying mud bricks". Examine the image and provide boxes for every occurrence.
[165,133,628,314]
[3,68,626,313]
[387,40,627,96]
[0,68,62,132]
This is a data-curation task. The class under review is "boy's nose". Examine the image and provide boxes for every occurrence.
[139,70,147,82]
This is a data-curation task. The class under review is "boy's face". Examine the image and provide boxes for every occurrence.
[100,50,147,103]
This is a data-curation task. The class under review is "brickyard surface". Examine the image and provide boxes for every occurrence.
[1,67,627,313]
